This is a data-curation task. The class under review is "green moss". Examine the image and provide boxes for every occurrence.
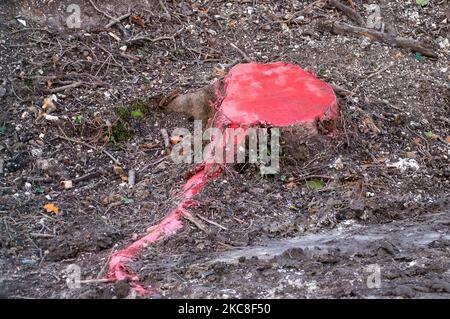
[131,99,150,116]
[116,106,130,120]
[24,78,33,88]
[110,121,134,142]
[116,100,149,122]
[131,110,144,118]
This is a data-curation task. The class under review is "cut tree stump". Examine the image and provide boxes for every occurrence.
[160,62,340,162]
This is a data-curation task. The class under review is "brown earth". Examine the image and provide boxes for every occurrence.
[0,0,449,299]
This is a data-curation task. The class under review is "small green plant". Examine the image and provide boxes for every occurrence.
[72,114,83,124]
[131,99,149,115]
[35,186,45,194]
[175,48,185,56]
[131,110,143,118]
[415,52,423,61]
[122,197,134,204]
[111,121,134,142]
[0,125,5,134]
[306,179,326,190]
[416,0,429,7]
[24,78,33,88]
[141,74,150,83]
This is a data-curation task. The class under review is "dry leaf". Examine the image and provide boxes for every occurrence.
[47,80,53,88]
[285,181,298,189]
[113,166,124,175]
[120,175,129,182]
[43,203,59,215]
[228,20,237,28]
[362,115,381,134]
[139,142,158,150]
[42,96,56,114]
[214,67,227,78]
[170,135,183,145]
[412,137,422,146]
[446,136,450,144]
[131,15,145,28]
[405,151,417,159]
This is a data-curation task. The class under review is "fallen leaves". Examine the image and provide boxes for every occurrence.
[43,203,59,215]
[361,114,381,134]
[38,95,59,122]
[113,165,128,182]
[130,15,145,28]
[285,180,298,190]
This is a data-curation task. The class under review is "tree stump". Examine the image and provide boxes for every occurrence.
[161,62,340,165]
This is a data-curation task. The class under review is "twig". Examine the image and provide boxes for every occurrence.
[73,169,103,184]
[230,43,252,62]
[105,13,131,29]
[88,0,120,23]
[96,253,112,279]
[79,278,113,284]
[197,214,228,231]
[126,28,184,44]
[160,128,171,154]
[327,0,365,27]
[183,213,209,234]
[48,82,82,93]
[331,83,354,97]
[56,130,121,165]
[102,149,121,165]
[320,21,438,58]
[30,233,55,238]
[48,81,105,93]
[296,174,334,181]
[158,0,172,21]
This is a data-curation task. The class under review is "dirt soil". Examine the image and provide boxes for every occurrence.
[0,0,449,299]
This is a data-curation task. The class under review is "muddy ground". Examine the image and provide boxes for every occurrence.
[0,0,449,299]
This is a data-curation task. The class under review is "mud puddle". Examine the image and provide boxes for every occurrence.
[213,212,450,264]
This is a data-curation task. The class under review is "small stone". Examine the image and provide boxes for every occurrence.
[61,180,73,189]
[114,280,130,299]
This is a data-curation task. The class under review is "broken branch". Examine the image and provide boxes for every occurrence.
[105,13,131,29]
[326,0,365,27]
[320,21,438,58]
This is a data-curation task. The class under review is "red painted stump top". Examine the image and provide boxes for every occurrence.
[219,62,339,127]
